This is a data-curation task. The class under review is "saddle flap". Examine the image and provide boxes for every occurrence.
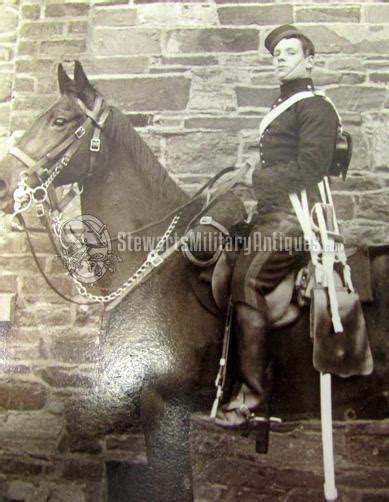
[311,287,374,378]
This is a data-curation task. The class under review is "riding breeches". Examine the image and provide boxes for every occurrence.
[231,215,307,314]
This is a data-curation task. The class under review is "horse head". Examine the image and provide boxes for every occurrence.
[0,61,188,238]
[0,62,106,211]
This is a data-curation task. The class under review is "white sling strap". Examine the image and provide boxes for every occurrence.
[259,91,316,138]
[259,89,343,139]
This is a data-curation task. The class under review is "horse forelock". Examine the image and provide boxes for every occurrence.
[107,107,187,210]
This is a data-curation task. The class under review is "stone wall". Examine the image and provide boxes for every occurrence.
[0,1,388,501]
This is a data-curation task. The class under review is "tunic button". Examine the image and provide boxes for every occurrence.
[261,160,266,165]
[307,84,312,90]
[278,98,282,102]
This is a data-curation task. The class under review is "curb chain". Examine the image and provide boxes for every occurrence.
[67,214,181,304]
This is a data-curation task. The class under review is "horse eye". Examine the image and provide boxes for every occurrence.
[53,117,67,127]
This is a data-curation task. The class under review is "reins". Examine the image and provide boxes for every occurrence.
[8,93,238,306]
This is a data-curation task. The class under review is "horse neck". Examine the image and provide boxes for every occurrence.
[80,108,188,236]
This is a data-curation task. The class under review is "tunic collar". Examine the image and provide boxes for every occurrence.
[280,78,314,100]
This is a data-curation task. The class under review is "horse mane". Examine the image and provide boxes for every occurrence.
[107,106,188,210]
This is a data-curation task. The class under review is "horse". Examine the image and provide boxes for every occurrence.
[0,61,388,501]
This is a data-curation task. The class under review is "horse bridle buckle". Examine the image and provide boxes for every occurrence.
[61,156,70,167]
[148,252,163,267]
[90,138,101,152]
[75,126,86,139]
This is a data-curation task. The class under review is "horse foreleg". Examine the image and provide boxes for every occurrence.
[141,386,193,502]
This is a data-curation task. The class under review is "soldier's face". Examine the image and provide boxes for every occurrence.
[272,38,314,83]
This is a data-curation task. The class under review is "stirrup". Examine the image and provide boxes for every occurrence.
[243,414,282,454]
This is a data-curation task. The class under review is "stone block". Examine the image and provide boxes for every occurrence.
[370,73,389,84]
[6,480,35,501]
[331,174,383,193]
[0,293,15,322]
[325,86,386,112]
[302,25,389,54]
[327,56,365,72]
[251,70,278,86]
[14,77,35,93]
[187,69,237,112]
[340,73,366,85]
[39,367,94,389]
[165,28,259,54]
[137,3,219,26]
[184,115,260,131]
[74,304,103,327]
[21,274,74,298]
[40,39,87,58]
[92,28,161,56]
[164,131,239,175]
[355,192,389,221]
[0,46,13,62]
[0,381,48,410]
[20,21,65,39]
[37,75,57,94]
[68,21,89,35]
[93,7,137,26]
[360,114,389,170]
[346,433,389,466]
[15,58,57,74]
[21,4,41,20]
[0,7,18,33]
[161,55,218,66]
[296,6,360,23]
[63,458,104,481]
[95,76,191,111]
[0,232,29,254]
[0,457,45,476]
[15,302,72,328]
[362,494,389,502]
[341,221,389,247]
[311,68,342,86]
[364,5,389,24]
[82,56,149,75]
[236,86,278,109]
[51,333,99,364]
[45,3,90,18]
[13,93,56,110]
[337,467,389,489]
[126,113,153,127]
[0,74,11,102]
[0,275,16,293]
[93,0,129,4]
[218,5,292,25]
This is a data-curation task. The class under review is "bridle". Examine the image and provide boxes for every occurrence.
[7,93,237,307]
[9,95,110,222]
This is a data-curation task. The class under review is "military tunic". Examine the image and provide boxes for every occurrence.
[231,77,339,312]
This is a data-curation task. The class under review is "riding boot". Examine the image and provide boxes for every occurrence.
[215,303,271,428]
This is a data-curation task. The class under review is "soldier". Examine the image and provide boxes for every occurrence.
[214,25,340,428]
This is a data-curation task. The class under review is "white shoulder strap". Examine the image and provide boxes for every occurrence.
[313,90,342,126]
[259,91,315,137]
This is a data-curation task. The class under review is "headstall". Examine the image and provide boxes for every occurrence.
[9,95,110,227]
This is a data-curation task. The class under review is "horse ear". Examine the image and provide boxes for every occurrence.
[58,63,75,95]
[74,60,96,109]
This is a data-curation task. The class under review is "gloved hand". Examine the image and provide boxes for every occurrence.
[185,224,224,262]
[230,220,253,239]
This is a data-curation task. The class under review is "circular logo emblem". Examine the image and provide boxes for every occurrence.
[58,214,115,284]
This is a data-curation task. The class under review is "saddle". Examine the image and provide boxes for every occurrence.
[189,248,303,329]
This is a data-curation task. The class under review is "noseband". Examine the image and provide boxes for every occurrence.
[9,95,110,221]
